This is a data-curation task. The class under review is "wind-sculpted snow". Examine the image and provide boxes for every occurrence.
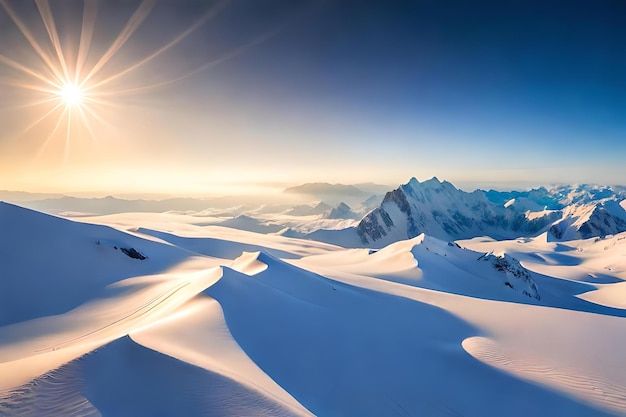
[205,259,613,416]
[463,336,626,414]
[0,337,304,417]
[0,202,192,326]
[297,234,545,305]
[1,203,626,416]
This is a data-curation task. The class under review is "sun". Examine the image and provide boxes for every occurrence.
[0,0,250,158]
[58,83,84,107]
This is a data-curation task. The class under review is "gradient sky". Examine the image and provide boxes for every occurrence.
[0,0,624,196]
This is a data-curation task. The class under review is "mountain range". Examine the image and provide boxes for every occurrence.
[3,178,625,247]
[344,177,626,247]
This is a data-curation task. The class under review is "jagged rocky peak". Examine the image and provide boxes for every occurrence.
[356,178,626,246]
[549,201,626,240]
[381,186,411,212]
[325,202,358,219]
[382,177,457,211]
[357,178,570,246]
[405,176,456,193]
[478,252,540,300]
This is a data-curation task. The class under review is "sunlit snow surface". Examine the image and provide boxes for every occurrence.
[1,202,625,416]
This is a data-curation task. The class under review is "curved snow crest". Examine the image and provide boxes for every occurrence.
[221,251,344,307]
[1,335,309,417]
[230,251,269,275]
[205,259,482,416]
[298,233,543,302]
[130,298,314,416]
[462,336,626,414]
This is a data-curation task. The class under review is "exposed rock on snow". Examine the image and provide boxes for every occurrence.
[120,247,147,260]
[478,252,540,300]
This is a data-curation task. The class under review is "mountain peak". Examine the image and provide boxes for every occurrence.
[407,177,420,187]
[325,201,358,219]
[357,178,626,246]
[357,178,562,246]
[406,176,441,187]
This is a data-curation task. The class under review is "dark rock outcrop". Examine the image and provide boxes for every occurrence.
[120,247,147,260]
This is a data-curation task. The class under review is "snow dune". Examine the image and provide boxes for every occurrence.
[1,336,305,417]
[131,296,312,417]
[1,202,625,416]
[463,336,626,414]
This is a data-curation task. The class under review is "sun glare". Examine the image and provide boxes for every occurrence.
[0,0,266,161]
[59,83,83,107]
[0,0,210,157]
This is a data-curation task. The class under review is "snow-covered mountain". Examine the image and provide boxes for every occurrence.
[356,177,560,245]
[548,200,626,240]
[486,184,625,210]
[485,184,626,240]
[324,202,359,219]
[285,202,332,216]
[355,178,626,246]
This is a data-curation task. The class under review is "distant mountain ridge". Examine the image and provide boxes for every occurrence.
[283,182,389,197]
[10,195,216,215]
[283,183,369,197]
[355,177,626,246]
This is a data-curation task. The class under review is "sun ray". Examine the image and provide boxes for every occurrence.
[64,107,72,162]
[85,0,229,92]
[18,101,65,137]
[179,25,285,76]
[0,0,252,163]
[0,96,59,113]
[80,96,114,107]
[74,0,98,84]
[36,105,68,159]
[84,40,258,97]
[34,0,71,81]
[76,104,99,143]
[0,54,62,89]
[81,102,116,130]
[85,20,285,98]
[0,0,64,83]
[81,0,156,86]
[0,79,60,95]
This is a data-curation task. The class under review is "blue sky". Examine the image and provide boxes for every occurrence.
[0,0,624,195]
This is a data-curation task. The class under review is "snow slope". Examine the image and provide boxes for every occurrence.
[1,202,625,416]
